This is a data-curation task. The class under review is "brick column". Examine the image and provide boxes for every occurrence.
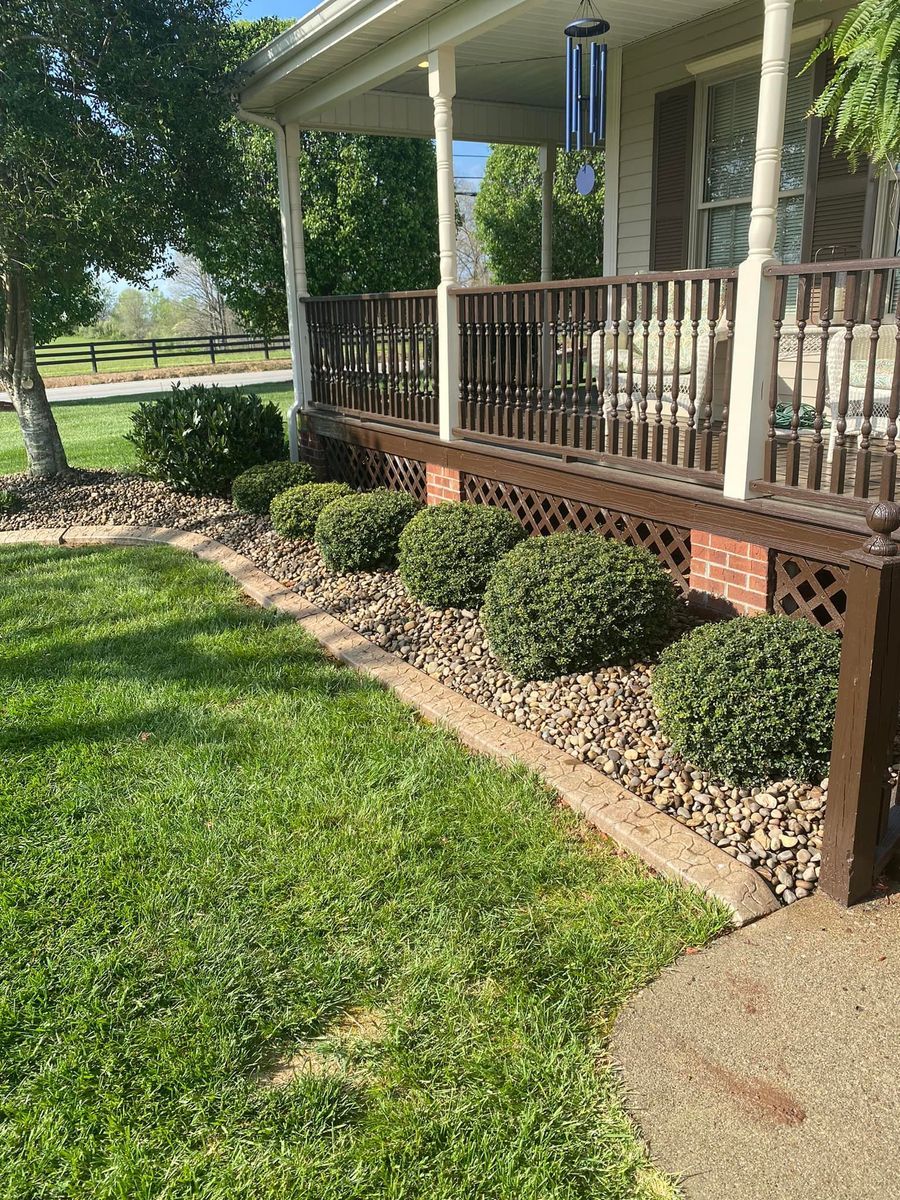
[297,416,325,476]
[689,530,770,616]
[426,464,463,505]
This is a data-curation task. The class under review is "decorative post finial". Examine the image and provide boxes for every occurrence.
[863,500,900,556]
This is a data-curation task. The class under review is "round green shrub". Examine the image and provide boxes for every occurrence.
[126,382,284,496]
[0,489,23,516]
[481,532,677,680]
[651,614,840,785]
[315,488,422,573]
[270,481,353,540]
[398,502,525,609]
[232,460,316,514]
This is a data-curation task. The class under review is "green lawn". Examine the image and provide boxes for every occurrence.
[0,544,726,1199]
[0,383,295,475]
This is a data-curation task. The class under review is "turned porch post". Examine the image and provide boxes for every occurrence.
[274,121,312,461]
[722,0,796,499]
[429,46,460,442]
[539,143,556,282]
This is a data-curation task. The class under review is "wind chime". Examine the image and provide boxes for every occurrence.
[564,1,609,195]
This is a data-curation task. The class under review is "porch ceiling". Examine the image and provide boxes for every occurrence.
[239,0,737,124]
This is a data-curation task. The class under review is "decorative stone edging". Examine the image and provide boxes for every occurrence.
[0,524,780,926]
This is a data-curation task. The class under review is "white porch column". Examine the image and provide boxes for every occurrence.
[429,46,460,442]
[602,47,622,276]
[273,121,311,461]
[722,0,796,499]
[539,143,556,282]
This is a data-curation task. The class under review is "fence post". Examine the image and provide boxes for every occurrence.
[151,338,159,368]
[820,501,900,905]
[263,335,270,360]
[209,336,216,365]
[90,343,98,373]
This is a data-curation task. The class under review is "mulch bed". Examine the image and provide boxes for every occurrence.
[0,467,828,905]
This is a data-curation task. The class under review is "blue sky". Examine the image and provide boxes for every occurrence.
[238,0,490,187]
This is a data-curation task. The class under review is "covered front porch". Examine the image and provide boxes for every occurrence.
[239,0,900,515]
[239,0,900,906]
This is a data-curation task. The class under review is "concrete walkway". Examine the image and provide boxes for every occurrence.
[612,890,900,1199]
[2,368,293,405]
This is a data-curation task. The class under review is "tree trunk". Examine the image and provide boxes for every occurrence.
[0,265,69,476]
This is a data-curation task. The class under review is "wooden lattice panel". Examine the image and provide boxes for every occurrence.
[461,474,691,591]
[321,436,427,502]
[772,553,848,632]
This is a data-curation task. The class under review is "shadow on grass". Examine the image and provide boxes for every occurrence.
[0,545,375,751]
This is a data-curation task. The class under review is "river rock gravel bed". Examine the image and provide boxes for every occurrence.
[0,468,829,904]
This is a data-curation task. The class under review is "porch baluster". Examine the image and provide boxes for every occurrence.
[667,279,684,466]
[763,276,786,481]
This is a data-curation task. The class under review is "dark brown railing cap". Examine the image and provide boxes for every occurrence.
[863,501,900,556]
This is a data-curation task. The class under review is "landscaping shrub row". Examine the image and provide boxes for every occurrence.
[128,384,840,789]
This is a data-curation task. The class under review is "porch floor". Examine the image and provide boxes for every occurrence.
[612,888,900,1199]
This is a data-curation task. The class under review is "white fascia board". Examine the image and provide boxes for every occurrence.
[300,91,564,143]
[240,0,411,108]
[685,17,831,76]
[273,0,546,123]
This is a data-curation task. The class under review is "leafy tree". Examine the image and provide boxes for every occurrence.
[1,0,236,475]
[113,290,154,341]
[185,19,439,335]
[807,0,900,168]
[474,146,605,284]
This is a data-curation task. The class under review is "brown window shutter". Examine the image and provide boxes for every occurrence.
[802,54,877,263]
[650,83,696,271]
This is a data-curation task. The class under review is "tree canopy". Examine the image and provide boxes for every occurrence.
[185,19,439,334]
[474,146,604,284]
[1,0,237,473]
[807,0,900,168]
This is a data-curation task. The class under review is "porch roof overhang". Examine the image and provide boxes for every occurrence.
[237,0,736,143]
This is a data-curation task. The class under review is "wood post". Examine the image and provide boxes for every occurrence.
[820,501,900,904]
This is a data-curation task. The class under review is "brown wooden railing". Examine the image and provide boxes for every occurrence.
[760,257,900,504]
[453,270,737,482]
[306,290,438,428]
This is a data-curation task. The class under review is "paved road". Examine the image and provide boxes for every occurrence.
[2,368,293,405]
[612,889,900,1199]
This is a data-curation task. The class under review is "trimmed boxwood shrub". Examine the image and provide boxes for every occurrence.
[398,502,525,609]
[232,460,316,514]
[270,481,353,540]
[0,489,23,516]
[126,382,284,496]
[651,614,840,784]
[315,488,422,573]
[481,531,677,680]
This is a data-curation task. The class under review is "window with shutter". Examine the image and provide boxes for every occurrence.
[697,60,812,268]
[650,83,695,270]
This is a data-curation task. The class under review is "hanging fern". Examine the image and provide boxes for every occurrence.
[806,0,900,168]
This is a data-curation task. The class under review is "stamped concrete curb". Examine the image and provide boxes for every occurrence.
[0,525,780,926]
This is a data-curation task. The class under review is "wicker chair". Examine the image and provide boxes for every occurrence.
[825,324,898,461]
[590,281,730,418]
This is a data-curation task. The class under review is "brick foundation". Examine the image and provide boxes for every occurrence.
[426,464,463,505]
[689,531,770,616]
[297,417,325,474]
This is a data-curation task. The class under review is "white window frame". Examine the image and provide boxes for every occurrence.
[689,55,815,269]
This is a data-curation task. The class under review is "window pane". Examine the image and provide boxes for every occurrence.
[705,75,757,202]
[775,195,804,263]
[705,62,811,202]
[706,195,804,268]
[781,69,813,191]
